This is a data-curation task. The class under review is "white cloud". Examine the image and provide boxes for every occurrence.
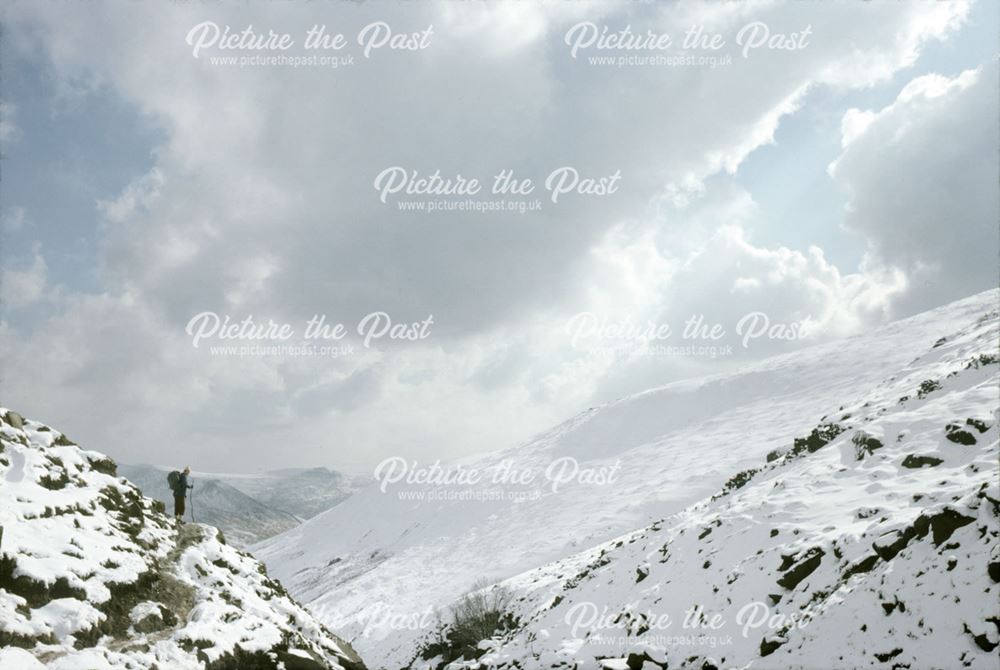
[839,109,876,148]
[830,61,999,317]
[2,207,27,232]
[1,245,49,309]
[0,0,985,469]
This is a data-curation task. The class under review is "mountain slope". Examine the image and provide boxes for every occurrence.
[119,464,302,548]
[255,289,999,668]
[411,294,999,669]
[0,409,366,670]
[219,467,362,521]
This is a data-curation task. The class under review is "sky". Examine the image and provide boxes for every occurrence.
[0,0,997,473]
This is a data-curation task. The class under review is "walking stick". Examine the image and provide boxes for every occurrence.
[189,482,196,523]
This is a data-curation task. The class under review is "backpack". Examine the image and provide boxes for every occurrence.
[167,470,180,493]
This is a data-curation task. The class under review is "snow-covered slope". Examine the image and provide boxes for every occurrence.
[119,464,302,548]
[0,410,367,670]
[256,289,999,669]
[410,293,1000,669]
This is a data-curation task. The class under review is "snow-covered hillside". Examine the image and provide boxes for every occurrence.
[408,292,1000,669]
[119,464,301,548]
[0,410,367,670]
[256,290,999,669]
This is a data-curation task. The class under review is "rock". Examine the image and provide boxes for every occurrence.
[945,423,977,445]
[777,547,825,590]
[917,379,941,398]
[874,648,902,662]
[901,454,943,469]
[972,633,998,652]
[873,508,974,562]
[873,523,926,561]
[624,651,667,669]
[853,432,883,460]
[790,423,844,457]
[927,508,975,546]
[843,553,879,579]
[966,418,990,433]
[723,468,759,492]
[760,634,787,657]
[3,411,24,430]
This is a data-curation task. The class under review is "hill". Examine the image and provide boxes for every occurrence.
[0,409,367,670]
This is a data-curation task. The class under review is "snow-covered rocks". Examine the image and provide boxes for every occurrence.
[0,410,366,670]
[260,290,1000,669]
[409,295,999,669]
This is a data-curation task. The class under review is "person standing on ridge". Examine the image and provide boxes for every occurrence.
[173,466,193,522]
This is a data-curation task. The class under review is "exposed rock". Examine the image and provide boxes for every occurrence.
[777,547,825,590]
[945,423,977,445]
[901,454,943,469]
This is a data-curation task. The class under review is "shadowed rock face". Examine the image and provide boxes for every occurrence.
[0,409,366,670]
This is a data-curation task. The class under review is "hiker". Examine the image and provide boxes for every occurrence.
[173,466,193,521]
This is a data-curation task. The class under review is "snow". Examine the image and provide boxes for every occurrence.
[129,601,163,624]
[3,289,996,669]
[255,288,1000,668]
[0,647,46,670]
[34,598,104,639]
[409,290,1000,668]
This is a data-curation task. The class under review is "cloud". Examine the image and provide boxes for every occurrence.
[1,245,49,310]
[5,0,970,328]
[0,101,18,144]
[553,191,908,402]
[0,0,985,470]
[2,207,27,232]
[830,61,999,316]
